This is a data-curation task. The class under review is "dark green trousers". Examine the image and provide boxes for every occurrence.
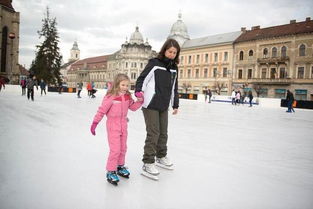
[142,108,168,163]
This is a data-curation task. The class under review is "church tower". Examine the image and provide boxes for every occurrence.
[167,12,190,47]
[68,41,80,62]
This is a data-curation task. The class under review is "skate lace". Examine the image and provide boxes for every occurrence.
[108,171,119,181]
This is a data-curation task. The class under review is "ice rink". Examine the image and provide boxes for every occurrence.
[1,85,313,209]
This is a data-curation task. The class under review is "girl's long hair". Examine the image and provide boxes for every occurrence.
[106,73,130,96]
[157,38,181,64]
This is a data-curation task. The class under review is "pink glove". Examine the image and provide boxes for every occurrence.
[90,121,98,136]
[135,91,144,98]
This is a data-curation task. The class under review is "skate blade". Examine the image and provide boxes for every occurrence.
[117,173,130,179]
[141,171,159,181]
[107,179,118,186]
[156,162,174,170]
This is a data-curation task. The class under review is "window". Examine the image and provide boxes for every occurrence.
[299,44,306,56]
[263,48,268,58]
[223,68,227,77]
[297,67,304,78]
[261,68,267,78]
[214,53,218,62]
[196,55,200,64]
[180,70,183,78]
[238,69,243,79]
[281,46,287,57]
[272,47,277,57]
[248,69,252,79]
[180,56,184,64]
[224,52,228,61]
[248,50,253,57]
[279,68,286,78]
[213,68,217,77]
[275,89,286,99]
[259,88,268,98]
[205,54,208,63]
[188,56,192,64]
[187,69,191,78]
[1,26,8,72]
[140,63,143,68]
[295,89,307,100]
[311,66,313,78]
[131,72,137,79]
[270,68,276,79]
[204,68,208,78]
[195,69,199,78]
[239,51,244,60]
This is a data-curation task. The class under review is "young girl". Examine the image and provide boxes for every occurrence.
[90,73,143,185]
[135,39,180,180]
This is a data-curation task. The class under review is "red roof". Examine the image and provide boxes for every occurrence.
[235,18,313,43]
[0,0,14,11]
[70,55,110,71]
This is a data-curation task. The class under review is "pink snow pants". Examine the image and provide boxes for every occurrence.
[105,117,128,171]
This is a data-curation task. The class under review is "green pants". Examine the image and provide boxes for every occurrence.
[142,108,168,163]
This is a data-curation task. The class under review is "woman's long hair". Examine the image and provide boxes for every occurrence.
[106,73,130,96]
[157,39,181,64]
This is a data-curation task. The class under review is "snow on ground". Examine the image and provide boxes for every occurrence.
[1,85,313,209]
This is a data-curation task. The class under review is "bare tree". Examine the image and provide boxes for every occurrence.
[214,81,225,95]
[182,82,191,93]
[252,83,263,97]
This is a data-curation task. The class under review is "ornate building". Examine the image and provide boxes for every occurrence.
[168,13,241,95]
[67,26,156,89]
[60,41,80,83]
[0,0,20,84]
[233,18,313,100]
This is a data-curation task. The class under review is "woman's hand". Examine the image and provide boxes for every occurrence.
[172,109,178,115]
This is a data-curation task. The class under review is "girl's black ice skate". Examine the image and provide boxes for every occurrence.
[117,166,130,178]
[106,171,119,186]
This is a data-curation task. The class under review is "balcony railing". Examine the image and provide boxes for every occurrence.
[244,78,292,85]
[257,56,290,64]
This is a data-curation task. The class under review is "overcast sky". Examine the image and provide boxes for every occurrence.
[13,0,313,68]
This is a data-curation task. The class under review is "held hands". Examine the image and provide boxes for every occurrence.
[172,109,178,115]
[135,91,144,102]
[90,121,98,136]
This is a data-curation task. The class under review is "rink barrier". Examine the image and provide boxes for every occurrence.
[281,99,313,109]
[48,87,77,93]
[179,93,198,100]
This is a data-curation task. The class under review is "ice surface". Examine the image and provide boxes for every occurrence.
[1,85,313,209]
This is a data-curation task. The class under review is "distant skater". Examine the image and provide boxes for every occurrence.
[26,75,38,101]
[248,90,253,107]
[90,73,143,186]
[40,79,46,96]
[286,90,295,113]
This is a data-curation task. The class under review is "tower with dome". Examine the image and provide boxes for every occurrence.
[167,12,190,47]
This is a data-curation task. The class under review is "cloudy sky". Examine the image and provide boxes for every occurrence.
[13,0,313,68]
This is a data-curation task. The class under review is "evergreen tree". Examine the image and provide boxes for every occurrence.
[29,7,62,85]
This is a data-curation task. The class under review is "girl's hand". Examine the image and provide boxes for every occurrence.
[137,97,143,102]
[172,109,178,115]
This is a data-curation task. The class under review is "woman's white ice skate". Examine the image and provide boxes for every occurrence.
[156,157,174,170]
[141,163,159,181]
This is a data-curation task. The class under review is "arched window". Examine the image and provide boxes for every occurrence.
[239,51,244,60]
[281,46,287,57]
[1,26,8,72]
[299,44,306,56]
[263,48,268,58]
[249,50,253,56]
[272,47,277,57]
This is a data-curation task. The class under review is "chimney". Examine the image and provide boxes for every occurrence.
[290,20,296,24]
[241,27,246,32]
[306,17,311,21]
[251,25,260,30]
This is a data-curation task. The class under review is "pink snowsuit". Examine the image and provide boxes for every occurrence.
[93,93,143,171]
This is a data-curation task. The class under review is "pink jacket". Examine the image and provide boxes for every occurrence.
[93,93,143,123]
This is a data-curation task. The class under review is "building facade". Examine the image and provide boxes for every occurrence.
[0,0,19,84]
[67,26,156,89]
[233,18,313,100]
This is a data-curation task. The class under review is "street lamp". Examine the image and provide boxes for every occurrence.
[9,32,16,84]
